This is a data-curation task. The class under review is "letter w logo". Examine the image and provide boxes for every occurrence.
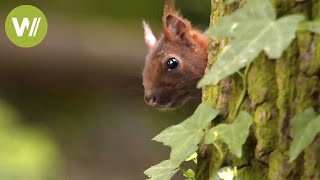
[12,17,41,37]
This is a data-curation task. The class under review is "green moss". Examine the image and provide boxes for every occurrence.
[275,42,298,150]
[247,53,277,106]
[227,75,243,120]
[269,150,294,180]
[203,42,227,108]
[275,43,298,112]
[208,142,228,179]
[295,75,319,112]
[253,103,277,163]
[199,2,229,179]
[297,33,313,55]
[237,160,268,180]
[297,32,320,76]
[297,32,313,73]
[314,3,320,180]
[271,38,299,179]
[202,85,219,106]
[202,0,224,107]
[274,0,295,16]
[202,1,320,179]
[232,135,257,174]
[303,137,320,180]
[308,34,320,75]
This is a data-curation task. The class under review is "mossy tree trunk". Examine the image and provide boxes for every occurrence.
[196,0,320,179]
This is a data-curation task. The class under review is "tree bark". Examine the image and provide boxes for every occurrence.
[196,0,320,179]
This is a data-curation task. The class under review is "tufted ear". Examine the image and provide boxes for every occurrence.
[163,14,191,43]
[143,21,157,49]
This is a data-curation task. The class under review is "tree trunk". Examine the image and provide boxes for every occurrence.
[196,0,320,179]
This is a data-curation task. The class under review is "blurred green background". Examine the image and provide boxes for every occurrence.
[0,0,210,179]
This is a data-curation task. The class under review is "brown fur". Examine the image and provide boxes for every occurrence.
[142,0,208,109]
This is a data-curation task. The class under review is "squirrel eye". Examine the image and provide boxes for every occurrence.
[166,58,179,70]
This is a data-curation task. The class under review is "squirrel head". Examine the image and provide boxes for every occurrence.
[142,1,208,110]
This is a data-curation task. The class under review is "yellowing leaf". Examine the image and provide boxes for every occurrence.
[198,0,304,87]
[289,108,320,162]
[205,111,253,158]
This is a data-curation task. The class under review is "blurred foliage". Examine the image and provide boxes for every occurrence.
[0,100,60,180]
[0,0,210,28]
[0,1,211,179]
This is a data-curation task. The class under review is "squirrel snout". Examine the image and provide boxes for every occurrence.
[144,94,158,107]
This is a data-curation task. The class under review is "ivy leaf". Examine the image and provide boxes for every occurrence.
[299,19,320,33]
[206,0,275,38]
[153,102,219,163]
[290,108,316,134]
[183,169,195,179]
[185,152,198,164]
[144,160,179,180]
[289,108,320,162]
[145,102,219,179]
[205,111,253,158]
[198,0,304,87]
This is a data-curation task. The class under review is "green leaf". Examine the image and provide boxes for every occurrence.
[145,102,219,179]
[205,111,253,158]
[153,102,219,163]
[290,108,316,134]
[183,169,195,179]
[144,160,179,180]
[198,0,304,87]
[299,19,320,33]
[289,108,320,162]
[185,152,198,164]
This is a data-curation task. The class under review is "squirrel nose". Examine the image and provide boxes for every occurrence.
[144,95,158,106]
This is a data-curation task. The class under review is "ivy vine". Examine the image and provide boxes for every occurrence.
[144,0,320,179]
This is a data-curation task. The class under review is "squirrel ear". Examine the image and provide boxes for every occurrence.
[143,21,157,49]
[163,14,190,42]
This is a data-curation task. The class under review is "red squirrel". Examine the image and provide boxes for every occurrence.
[142,0,208,109]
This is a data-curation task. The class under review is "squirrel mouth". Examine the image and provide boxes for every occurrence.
[154,92,191,110]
